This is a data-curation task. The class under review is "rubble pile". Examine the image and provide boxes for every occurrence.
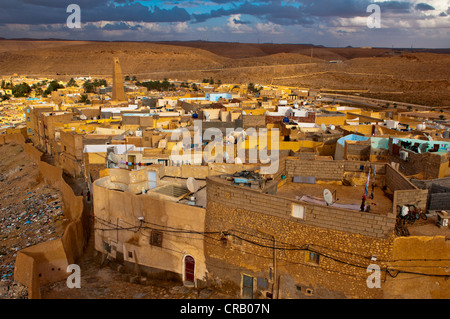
[0,186,65,281]
[0,280,28,299]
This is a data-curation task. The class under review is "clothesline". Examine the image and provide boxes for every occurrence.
[119,161,153,166]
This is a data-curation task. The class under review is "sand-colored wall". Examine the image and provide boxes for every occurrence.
[383,236,450,299]
[1,133,88,299]
[93,179,207,284]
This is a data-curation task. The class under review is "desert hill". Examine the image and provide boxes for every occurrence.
[0,39,448,107]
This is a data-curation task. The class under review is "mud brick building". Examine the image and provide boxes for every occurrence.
[203,158,448,299]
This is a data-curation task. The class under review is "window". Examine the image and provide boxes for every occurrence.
[128,251,133,258]
[291,204,305,219]
[150,230,163,247]
[305,251,320,265]
[103,242,111,253]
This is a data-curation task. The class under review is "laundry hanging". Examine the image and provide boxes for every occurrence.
[119,161,153,166]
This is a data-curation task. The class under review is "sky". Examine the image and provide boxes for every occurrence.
[0,0,449,48]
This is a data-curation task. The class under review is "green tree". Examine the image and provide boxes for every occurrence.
[43,80,64,96]
[83,80,95,93]
[439,115,445,120]
[78,94,91,104]
[92,79,107,87]
[125,75,130,81]
[12,82,32,98]
[247,83,261,94]
[1,93,10,101]
[67,78,78,87]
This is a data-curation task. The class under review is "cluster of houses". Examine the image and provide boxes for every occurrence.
[1,59,450,299]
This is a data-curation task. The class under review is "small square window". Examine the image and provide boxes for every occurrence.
[150,231,163,247]
[128,251,133,258]
[305,251,320,265]
[292,204,305,219]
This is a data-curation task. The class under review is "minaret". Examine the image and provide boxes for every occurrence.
[112,57,127,102]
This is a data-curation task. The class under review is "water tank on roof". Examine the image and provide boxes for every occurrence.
[417,123,426,131]
[283,116,290,123]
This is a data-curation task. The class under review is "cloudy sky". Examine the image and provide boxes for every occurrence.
[0,0,449,48]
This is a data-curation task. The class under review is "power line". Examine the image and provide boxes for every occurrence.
[94,216,449,278]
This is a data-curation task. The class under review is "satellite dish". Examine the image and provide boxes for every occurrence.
[329,125,336,130]
[235,157,243,165]
[204,111,210,122]
[186,177,199,193]
[226,134,235,144]
[71,127,75,131]
[321,124,327,131]
[323,189,333,206]
[242,111,247,115]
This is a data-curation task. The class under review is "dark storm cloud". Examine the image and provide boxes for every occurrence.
[0,0,190,24]
[192,1,314,25]
[191,0,414,25]
[415,3,435,11]
[374,1,412,13]
[0,0,417,27]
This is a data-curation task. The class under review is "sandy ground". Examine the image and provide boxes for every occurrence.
[40,235,237,299]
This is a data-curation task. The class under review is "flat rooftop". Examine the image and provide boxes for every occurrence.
[276,181,393,215]
[158,176,206,208]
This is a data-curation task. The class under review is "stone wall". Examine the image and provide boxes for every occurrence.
[242,115,266,129]
[285,157,344,181]
[207,176,396,239]
[385,164,417,191]
[204,177,395,298]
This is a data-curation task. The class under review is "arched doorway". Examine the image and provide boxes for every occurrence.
[184,255,195,286]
